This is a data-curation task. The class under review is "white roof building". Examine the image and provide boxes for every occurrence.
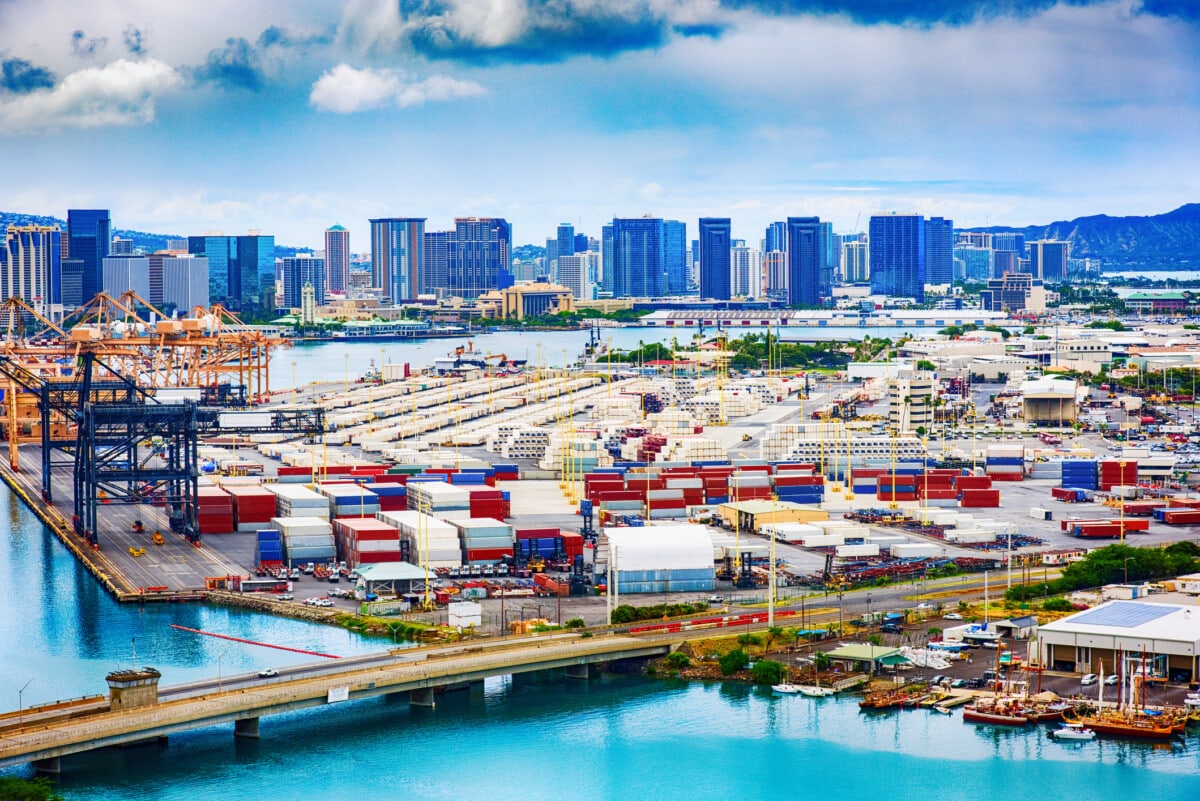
[1037,600,1200,681]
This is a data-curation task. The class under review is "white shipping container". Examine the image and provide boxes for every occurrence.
[835,543,880,558]
[801,532,846,548]
[889,542,941,558]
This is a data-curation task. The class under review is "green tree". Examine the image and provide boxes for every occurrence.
[751,659,786,685]
[0,777,65,801]
[737,632,763,653]
[564,618,586,629]
[719,648,750,675]
[813,651,832,671]
[665,651,691,669]
[763,626,783,652]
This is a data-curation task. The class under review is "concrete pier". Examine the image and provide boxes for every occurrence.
[565,663,592,680]
[409,688,436,708]
[234,717,260,739]
[33,756,60,774]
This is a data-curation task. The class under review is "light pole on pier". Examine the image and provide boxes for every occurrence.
[17,678,32,724]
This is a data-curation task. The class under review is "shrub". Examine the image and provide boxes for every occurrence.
[665,651,691,669]
[719,649,750,676]
[564,618,586,629]
[1042,597,1075,612]
[751,660,786,685]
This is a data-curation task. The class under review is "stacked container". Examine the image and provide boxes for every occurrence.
[197,487,234,534]
[646,488,687,519]
[1061,459,1098,491]
[1098,460,1138,491]
[455,517,515,564]
[228,486,276,532]
[319,483,381,519]
[877,474,917,501]
[333,517,400,568]
[985,444,1024,481]
[378,510,461,569]
[271,516,335,566]
[728,473,772,502]
[466,486,508,519]
[370,483,408,511]
[407,482,471,517]
[267,484,331,520]
[773,473,824,504]
[254,529,283,566]
[960,489,1001,508]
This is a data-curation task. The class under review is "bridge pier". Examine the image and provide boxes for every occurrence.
[565,663,593,680]
[234,717,260,739]
[409,688,436,708]
[33,756,61,775]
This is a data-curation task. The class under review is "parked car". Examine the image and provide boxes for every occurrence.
[966,678,985,689]
[881,623,903,634]
[950,679,967,688]
[1104,674,1120,685]
[1081,673,1098,686]
[944,613,964,620]
[929,675,946,686]
[256,668,278,678]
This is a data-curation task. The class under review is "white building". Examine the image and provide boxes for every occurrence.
[557,253,596,299]
[731,245,763,298]
[102,256,152,301]
[161,255,209,312]
[2,224,64,322]
[888,373,936,434]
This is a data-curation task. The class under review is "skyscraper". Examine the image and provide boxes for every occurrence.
[786,217,823,307]
[601,224,614,294]
[324,224,350,294]
[762,251,787,296]
[280,254,326,308]
[188,235,235,307]
[698,218,732,300]
[1029,240,1069,282]
[869,214,926,301]
[160,255,209,311]
[924,216,955,285]
[2,224,62,321]
[447,217,511,298]
[110,236,133,255]
[842,240,869,283]
[992,232,1026,257]
[819,221,835,297]
[574,233,589,254]
[664,219,687,295]
[422,230,453,296]
[731,244,763,298]
[611,216,665,298]
[369,217,425,302]
[187,233,274,311]
[556,223,574,264]
[67,209,110,305]
[764,221,787,254]
[102,256,151,301]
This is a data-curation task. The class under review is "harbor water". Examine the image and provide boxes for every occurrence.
[2,476,1199,799]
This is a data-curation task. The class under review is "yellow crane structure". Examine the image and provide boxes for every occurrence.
[0,293,287,470]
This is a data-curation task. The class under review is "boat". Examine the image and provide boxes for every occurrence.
[1067,661,1178,741]
[799,685,835,697]
[963,637,1033,726]
[1049,722,1096,741]
[858,690,910,710]
[932,705,952,715]
[772,683,804,695]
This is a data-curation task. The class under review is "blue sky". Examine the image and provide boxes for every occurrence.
[0,0,1197,251]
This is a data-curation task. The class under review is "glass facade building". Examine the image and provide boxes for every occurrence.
[786,217,823,307]
[698,217,732,300]
[611,217,665,298]
[67,209,110,305]
[664,220,688,296]
[869,214,926,302]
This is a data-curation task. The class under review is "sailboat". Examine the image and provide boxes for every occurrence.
[962,638,1033,726]
[798,671,835,697]
[1066,659,1177,740]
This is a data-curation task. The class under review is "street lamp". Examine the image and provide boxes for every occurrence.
[17,678,32,724]
[1123,556,1134,585]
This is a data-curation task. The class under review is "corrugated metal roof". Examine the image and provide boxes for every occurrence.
[1067,601,1175,629]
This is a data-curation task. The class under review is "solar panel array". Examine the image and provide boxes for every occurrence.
[1069,602,1176,629]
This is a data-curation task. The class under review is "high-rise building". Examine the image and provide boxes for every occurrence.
[731,244,763,298]
[664,220,687,296]
[698,218,732,300]
[446,217,511,299]
[166,238,189,252]
[600,224,614,294]
[841,240,869,283]
[762,250,787,296]
[764,221,787,254]
[819,221,835,296]
[557,253,596,299]
[953,245,993,282]
[280,253,326,308]
[422,230,453,296]
[924,217,955,285]
[993,249,1020,277]
[2,224,62,321]
[1028,240,1069,282]
[110,236,134,256]
[957,231,992,249]
[187,233,274,311]
[369,218,425,302]
[610,216,665,298]
[869,214,926,301]
[102,256,151,301]
[992,232,1026,257]
[160,255,209,312]
[574,233,589,254]
[785,217,823,307]
[67,209,111,305]
[324,224,350,294]
[556,224,574,264]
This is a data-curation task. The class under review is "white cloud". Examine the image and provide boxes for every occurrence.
[309,64,484,113]
[0,58,182,133]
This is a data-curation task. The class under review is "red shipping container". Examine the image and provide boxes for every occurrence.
[1168,498,1200,509]
[516,527,560,539]
[774,475,825,486]
[987,472,1024,482]
[920,489,959,500]
[465,547,513,561]
[960,489,1001,507]
[1051,486,1076,501]
[1163,509,1200,525]
[378,496,407,511]
[955,476,993,489]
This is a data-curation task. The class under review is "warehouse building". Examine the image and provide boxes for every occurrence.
[1037,600,1200,684]
[718,500,828,533]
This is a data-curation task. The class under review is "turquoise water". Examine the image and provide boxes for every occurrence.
[274,326,915,386]
[43,678,1200,800]
[3,395,1200,797]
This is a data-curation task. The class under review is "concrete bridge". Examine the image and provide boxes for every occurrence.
[0,633,673,772]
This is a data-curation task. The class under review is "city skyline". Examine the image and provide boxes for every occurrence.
[0,1,1197,249]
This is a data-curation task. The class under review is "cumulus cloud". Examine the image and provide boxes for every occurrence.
[1,58,56,93]
[309,63,485,113]
[0,58,183,134]
[193,37,263,91]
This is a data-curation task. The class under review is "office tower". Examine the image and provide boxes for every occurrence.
[187,233,274,311]
[601,224,614,293]
[1029,240,1069,282]
[110,236,133,255]
[556,224,574,264]
[924,217,955,285]
[664,219,687,296]
[993,249,1020,277]
[818,221,835,296]
[447,217,511,298]
[166,238,188,252]
[953,245,993,282]
[574,233,588,254]
[610,216,665,298]
[762,250,787,296]
[764,221,787,254]
[422,230,453,296]
[160,255,209,311]
[992,232,1026,257]
[280,253,326,308]
[102,256,151,301]
[544,237,558,280]
[786,217,823,307]
[369,217,425,302]
[957,231,992,249]
[731,244,763,298]
[67,209,111,305]
[698,218,732,300]
[324,224,350,294]
[841,240,869,283]
[869,214,926,301]
[2,224,62,321]
[557,253,593,299]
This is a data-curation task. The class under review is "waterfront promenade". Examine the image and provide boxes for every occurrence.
[0,632,673,771]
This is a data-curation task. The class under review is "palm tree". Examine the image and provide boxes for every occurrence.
[764,626,783,653]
